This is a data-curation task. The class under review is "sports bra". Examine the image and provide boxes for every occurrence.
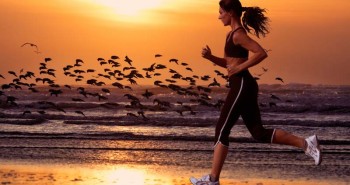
[224,27,248,58]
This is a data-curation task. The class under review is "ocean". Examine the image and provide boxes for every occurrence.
[0,83,349,181]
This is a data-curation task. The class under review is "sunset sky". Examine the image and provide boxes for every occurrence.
[1,0,349,86]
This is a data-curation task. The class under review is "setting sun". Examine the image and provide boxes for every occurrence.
[86,0,163,23]
[101,0,162,16]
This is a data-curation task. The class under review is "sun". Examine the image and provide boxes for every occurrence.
[94,0,162,17]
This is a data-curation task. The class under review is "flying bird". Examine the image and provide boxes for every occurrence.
[22,110,32,116]
[137,111,149,121]
[111,55,119,60]
[154,80,163,86]
[49,89,63,97]
[8,71,17,77]
[112,82,124,89]
[6,96,18,104]
[126,112,138,118]
[185,67,193,72]
[208,78,221,87]
[75,111,86,117]
[145,72,152,78]
[44,58,52,62]
[75,59,84,65]
[169,58,179,65]
[21,42,40,53]
[262,67,268,72]
[72,98,84,102]
[155,64,166,69]
[21,42,37,48]
[128,78,137,85]
[270,94,281,101]
[269,102,277,107]
[275,77,284,83]
[142,89,154,99]
[100,61,107,66]
[124,56,133,66]
[201,75,211,81]
[102,88,111,95]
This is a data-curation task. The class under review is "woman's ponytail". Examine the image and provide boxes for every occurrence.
[242,7,270,38]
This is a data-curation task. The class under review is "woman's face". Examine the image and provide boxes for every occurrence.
[218,7,231,26]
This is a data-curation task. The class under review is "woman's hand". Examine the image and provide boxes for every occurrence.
[201,45,212,59]
[227,64,242,76]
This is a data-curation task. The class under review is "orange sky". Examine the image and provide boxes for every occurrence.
[1,0,349,86]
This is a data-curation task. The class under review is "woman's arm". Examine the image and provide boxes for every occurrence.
[228,30,267,75]
[202,45,227,68]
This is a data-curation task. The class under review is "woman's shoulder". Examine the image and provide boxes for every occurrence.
[232,28,248,44]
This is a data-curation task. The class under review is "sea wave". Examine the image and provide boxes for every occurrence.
[0,114,349,127]
[0,131,349,146]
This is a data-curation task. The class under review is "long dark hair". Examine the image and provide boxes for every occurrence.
[219,0,270,38]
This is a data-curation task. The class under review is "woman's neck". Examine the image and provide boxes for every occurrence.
[231,24,242,31]
[230,18,242,31]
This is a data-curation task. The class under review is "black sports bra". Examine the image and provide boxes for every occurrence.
[224,27,248,58]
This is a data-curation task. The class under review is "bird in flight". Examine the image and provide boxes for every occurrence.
[21,42,40,54]
[124,56,133,66]
[75,111,86,117]
[169,58,179,65]
[155,54,162,58]
[270,94,281,101]
[275,77,284,83]
[262,67,268,72]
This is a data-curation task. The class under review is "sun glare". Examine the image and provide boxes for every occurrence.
[104,167,147,184]
[92,0,162,18]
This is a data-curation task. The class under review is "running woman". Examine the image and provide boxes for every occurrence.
[190,0,321,184]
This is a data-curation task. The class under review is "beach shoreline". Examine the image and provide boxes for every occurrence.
[1,159,348,185]
[1,84,349,185]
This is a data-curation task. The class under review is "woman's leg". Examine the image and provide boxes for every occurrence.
[210,143,228,181]
[241,99,306,151]
[240,76,306,150]
[272,129,306,150]
[190,76,245,184]
[210,77,244,181]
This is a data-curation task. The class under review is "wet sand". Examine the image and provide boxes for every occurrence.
[1,160,348,185]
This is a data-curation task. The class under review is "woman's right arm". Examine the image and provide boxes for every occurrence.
[202,45,227,68]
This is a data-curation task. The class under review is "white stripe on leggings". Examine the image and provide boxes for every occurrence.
[214,78,244,148]
[270,129,276,143]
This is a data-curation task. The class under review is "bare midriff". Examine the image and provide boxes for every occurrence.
[225,57,247,68]
[225,57,248,66]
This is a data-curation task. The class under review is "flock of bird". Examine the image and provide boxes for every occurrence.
[0,42,286,121]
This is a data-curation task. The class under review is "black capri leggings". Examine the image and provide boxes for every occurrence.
[214,70,275,147]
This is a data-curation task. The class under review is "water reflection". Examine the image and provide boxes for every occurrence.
[101,167,147,184]
[0,162,177,185]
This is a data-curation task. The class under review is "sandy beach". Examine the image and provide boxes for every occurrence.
[0,159,348,185]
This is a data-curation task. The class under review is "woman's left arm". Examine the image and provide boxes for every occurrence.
[229,31,267,75]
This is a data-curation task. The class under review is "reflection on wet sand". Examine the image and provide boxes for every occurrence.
[0,163,174,185]
[1,161,348,185]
